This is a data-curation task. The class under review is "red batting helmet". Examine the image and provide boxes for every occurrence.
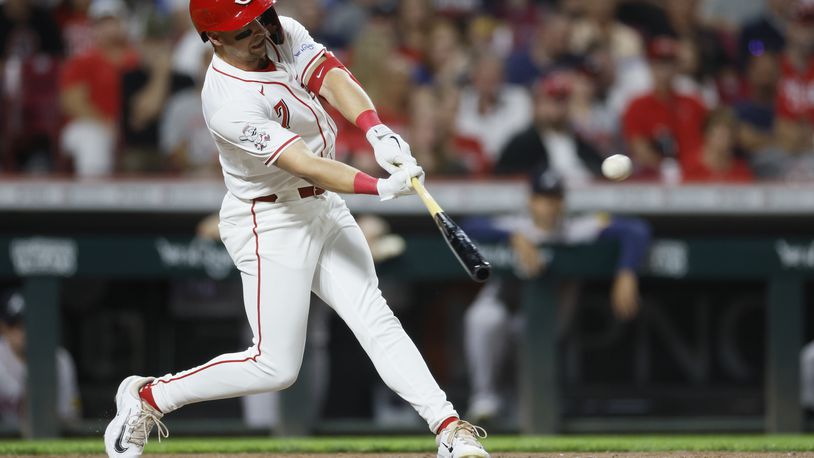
[190,0,277,42]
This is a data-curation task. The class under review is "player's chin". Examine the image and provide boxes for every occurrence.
[247,47,266,60]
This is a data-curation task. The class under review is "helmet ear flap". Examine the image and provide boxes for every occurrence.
[261,7,284,44]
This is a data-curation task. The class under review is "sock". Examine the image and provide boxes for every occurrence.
[138,383,162,413]
[436,416,459,434]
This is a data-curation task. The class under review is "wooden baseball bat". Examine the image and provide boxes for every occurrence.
[411,178,491,282]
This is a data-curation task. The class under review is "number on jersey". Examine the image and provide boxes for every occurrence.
[274,100,291,129]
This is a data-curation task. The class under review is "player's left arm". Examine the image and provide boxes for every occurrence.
[598,216,652,273]
[304,54,371,126]
[597,216,652,320]
[283,16,413,174]
[304,54,418,174]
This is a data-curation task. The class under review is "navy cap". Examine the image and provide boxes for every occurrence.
[0,290,24,326]
[529,168,564,197]
[734,102,774,132]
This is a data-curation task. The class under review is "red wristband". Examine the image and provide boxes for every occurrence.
[355,109,382,134]
[353,172,379,195]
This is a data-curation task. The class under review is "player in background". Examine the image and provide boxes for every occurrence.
[462,170,651,421]
[103,1,489,457]
[803,340,814,414]
[0,290,81,430]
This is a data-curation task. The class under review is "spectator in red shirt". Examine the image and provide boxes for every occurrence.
[396,0,432,65]
[0,0,64,60]
[54,0,94,58]
[774,0,814,155]
[684,108,754,182]
[58,0,139,177]
[0,0,64,172]
[622,36,707,182]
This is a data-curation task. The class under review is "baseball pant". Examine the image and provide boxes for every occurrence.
[464,281,511,409]
[149,191,457,432]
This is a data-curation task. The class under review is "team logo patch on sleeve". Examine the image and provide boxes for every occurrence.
[239,125,271,151]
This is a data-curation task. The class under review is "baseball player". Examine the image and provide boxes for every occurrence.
[0,290,80,429]
[103,1,489,457]
[462,170,651,421]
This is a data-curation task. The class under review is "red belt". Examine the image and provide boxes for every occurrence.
[255,186,325,203]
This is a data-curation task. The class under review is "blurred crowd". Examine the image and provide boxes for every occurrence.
[3,0,814,183]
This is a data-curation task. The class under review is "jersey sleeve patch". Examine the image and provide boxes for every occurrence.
[280,16,327,83]
[209,101,301,167]
[239,124,273,152]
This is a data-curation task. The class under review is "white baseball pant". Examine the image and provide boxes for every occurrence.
[149,191,457,432]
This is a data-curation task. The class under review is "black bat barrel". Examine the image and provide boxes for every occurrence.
[434,212,491,283]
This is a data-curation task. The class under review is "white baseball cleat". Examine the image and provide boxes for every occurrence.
[104,375,168,457]
[436,420,490,458]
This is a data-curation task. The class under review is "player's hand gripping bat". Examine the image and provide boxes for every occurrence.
[411,178,491,282]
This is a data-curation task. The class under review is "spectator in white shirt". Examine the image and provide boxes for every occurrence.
[455,51,533,165]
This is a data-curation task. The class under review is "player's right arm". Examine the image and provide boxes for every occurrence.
[208,100,420,200]
[275,139,421,200]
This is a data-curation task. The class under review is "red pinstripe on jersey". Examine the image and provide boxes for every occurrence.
[212,66,328,157]
[300,49,326,85]
[265,135,300,165]
[324,112,337,159]
[153,201,264,386]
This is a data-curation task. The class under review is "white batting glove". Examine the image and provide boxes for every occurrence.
[376,164,424,201]
[366,124,417,174]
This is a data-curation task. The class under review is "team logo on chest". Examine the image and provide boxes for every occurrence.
[239,125,271,151]
[274,100,291,129]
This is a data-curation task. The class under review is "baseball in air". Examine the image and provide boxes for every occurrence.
[601,154,632,181]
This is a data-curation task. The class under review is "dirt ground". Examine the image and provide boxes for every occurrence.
[7,453,814,458]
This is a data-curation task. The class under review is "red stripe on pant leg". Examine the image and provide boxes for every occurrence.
[252,199,262,357]
[154,201,264,386]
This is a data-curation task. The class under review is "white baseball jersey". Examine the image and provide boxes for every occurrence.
[202,16,338,200]
[492,213,608,245]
